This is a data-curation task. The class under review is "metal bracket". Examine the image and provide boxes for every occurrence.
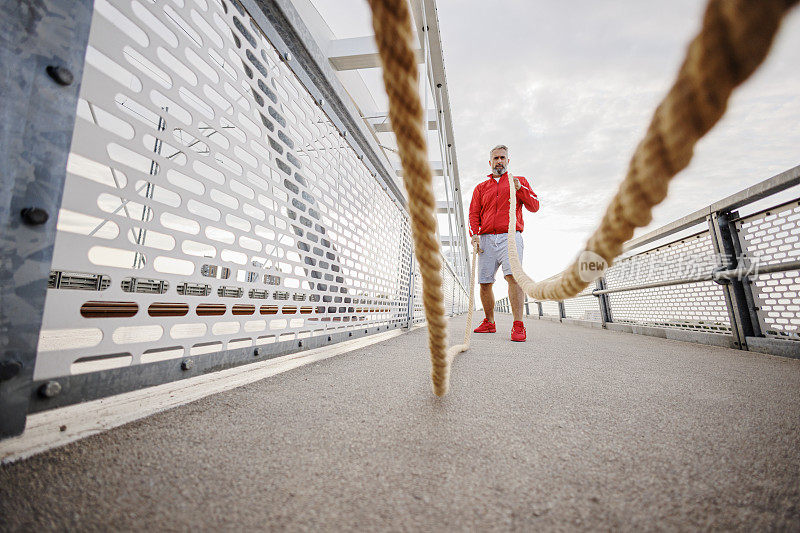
[707,212,761,350]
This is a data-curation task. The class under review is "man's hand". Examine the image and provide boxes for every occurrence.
[513,176,521,191]
[471,234,482,254]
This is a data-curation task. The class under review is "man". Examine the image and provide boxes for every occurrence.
[469,145,539,341]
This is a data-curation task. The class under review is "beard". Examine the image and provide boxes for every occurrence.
[492,164,506,176]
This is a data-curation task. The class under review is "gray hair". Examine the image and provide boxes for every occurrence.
[489,144,509,158]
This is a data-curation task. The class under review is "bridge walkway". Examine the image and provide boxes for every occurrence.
[1,315,799,530]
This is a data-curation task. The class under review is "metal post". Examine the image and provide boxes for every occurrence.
[708,212,759,349]
[0,0,94,438]
[596,278,613,325]
[728,216,764,338]
[558,301,566,320]
[405,254,415,328]
[537,302,543,317]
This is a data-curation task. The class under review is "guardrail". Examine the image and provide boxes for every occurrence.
[0,0,467,439]
[496,165,800,358]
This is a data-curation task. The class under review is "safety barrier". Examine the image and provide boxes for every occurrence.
[495,165,800,357]
[0,0,468,439]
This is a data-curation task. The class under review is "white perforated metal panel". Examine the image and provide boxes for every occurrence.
[34,0,469,380]
[604,232,730,332]
[737,201,800,340]
[563,284,600,321]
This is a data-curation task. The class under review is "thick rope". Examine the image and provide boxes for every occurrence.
[368,0,449,395]
[507,0,798,301]
[445,242,479,362]
[368,0,797,395]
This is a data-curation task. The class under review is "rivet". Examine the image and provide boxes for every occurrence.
[20,207,49,226]
[282,51,292,62]
[46,65,74,86]
[317,98,325,107]
[0,360,22,381]
[39,380,62,398]
[181,359,193,371]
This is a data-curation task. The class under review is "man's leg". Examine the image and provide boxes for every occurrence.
[505,274,524,321]
[480,283,495,323]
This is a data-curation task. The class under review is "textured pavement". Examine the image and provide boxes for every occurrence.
[2,315,800,531]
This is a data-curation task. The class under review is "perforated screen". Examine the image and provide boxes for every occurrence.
[34,0,468,380]
[604,231,730,332]
[737,201,800,340]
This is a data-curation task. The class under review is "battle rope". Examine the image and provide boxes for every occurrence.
[368,0,798,395]
[368,0,450,395]
[443,241,479,375]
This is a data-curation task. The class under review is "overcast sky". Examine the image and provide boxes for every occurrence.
[312,0,800,300]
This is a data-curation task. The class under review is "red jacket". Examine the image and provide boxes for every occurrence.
[469,173,539,235]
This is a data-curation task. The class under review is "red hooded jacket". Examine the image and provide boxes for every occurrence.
[469,173,539,235]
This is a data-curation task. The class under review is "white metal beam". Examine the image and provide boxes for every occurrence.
[327,36,423,71]
[364,109,437,132]
[396,160,443,177]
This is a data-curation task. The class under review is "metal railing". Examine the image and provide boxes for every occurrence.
[496,165,800,358]
[0,0,468,439]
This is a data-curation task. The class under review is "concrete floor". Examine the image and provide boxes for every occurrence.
[1,315,799,531]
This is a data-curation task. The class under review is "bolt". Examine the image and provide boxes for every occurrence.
[46,65,74,86]
[20,207,49,226]
[317,98,325,107]
[298,341,302,347]
[39,380,62,398]
[327,336,331,341]
[0,360,22,381]
[181,359,193,371]
[281,51,292,62]
[253,347,261,357]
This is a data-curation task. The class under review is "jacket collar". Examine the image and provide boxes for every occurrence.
[486,172,508,182]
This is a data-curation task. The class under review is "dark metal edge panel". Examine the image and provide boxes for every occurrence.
[28,322,403,413]
[604,323,736,349]
[746,336,800,359]
[0,0,94,437]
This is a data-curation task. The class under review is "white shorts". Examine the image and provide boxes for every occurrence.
[477,232,524,284]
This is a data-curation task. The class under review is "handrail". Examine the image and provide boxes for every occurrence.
[591,259,800,296]
[622,164,800,253]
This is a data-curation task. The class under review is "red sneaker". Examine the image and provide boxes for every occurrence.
[473,318,496,333]
[511,320,526,342]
